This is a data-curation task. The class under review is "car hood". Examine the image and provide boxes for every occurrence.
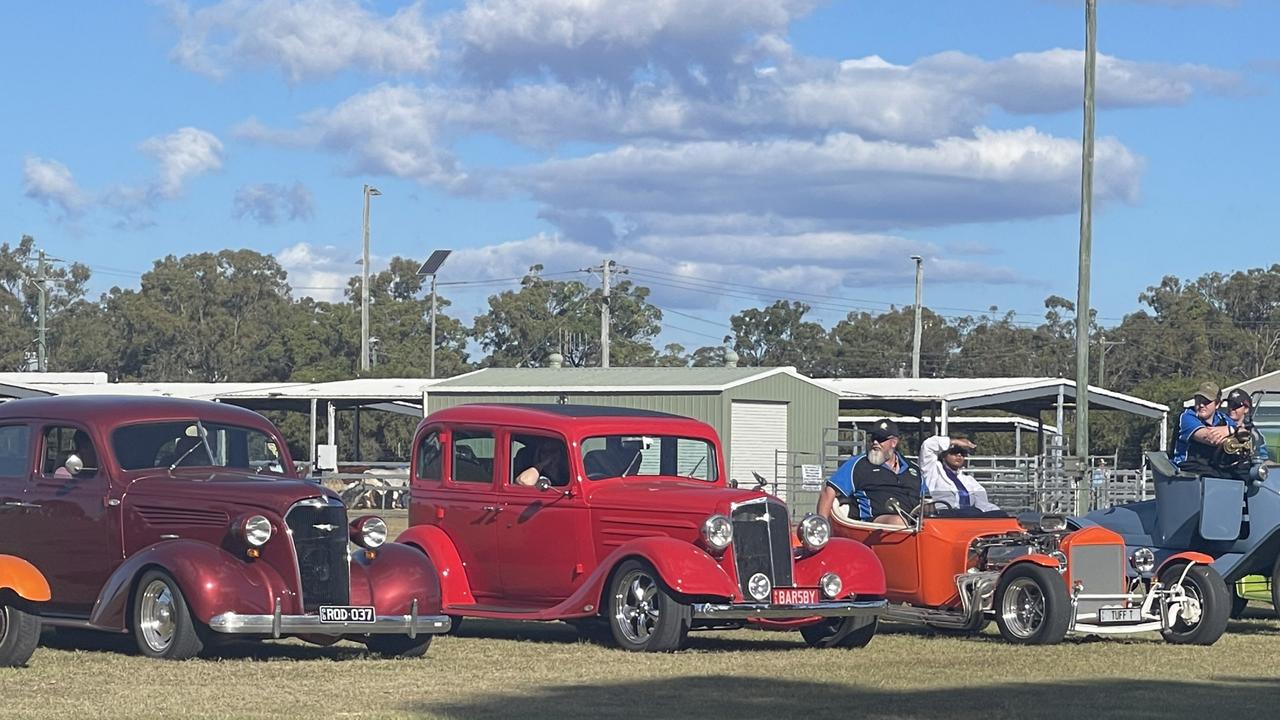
[123,470,340,516]
[586,478,771,515]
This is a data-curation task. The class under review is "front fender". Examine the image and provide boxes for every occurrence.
[88,540,292,631]
[0,555,51,603]
[350,542,444,615]
[794,538,886,597]
[394,525,475,608]
[598,536,739,600]
[1006,554,1062,573]
[1157,551,1217,577]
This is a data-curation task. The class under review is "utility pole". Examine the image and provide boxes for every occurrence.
[910,255,923,379]
[600,258,611,368]
[1075,0,1098,513]
[360,184,381,372]
[36,249,48,372]
[1098,334,1126,387]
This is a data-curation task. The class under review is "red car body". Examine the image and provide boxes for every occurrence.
[398,404,887,651]
[0,395,448,659]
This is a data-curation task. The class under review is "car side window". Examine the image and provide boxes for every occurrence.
[510,434,569,487]
[452,430,495,484]
[0,425,31,477]
[40,426,99,479]
[416,430,443,482]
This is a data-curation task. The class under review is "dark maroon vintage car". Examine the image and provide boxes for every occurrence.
[0,395,449,660]
[398,404,887,652]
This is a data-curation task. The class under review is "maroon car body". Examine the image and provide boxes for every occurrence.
[397,404,887,652]
[0,395,448,660]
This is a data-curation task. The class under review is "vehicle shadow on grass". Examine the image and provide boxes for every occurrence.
[411,676,1280,720]
[40,628,372,662]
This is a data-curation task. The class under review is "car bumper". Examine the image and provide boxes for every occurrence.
[690,598,886,620]
[208,603,451,638]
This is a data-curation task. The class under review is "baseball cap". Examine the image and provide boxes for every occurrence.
[868,418,900,442]
[1193,381,1221,404]
[1227,388,1252,410]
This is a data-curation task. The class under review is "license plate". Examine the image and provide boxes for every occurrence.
[772,588,819,605]
[318,605,375,623]
[1099,607,1142,623]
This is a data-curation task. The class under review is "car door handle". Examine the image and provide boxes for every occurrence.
[482,505,504,513]
[4,501,41,508]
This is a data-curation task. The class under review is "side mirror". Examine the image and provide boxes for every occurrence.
[535,477,552,492]
[64,454,84,476]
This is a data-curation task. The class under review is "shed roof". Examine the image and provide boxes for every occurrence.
[428,366,835,394]
[816,377,1168,420]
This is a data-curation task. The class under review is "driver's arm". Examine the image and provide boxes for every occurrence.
[1191,425,1232,445]
[514,466,539,486]
[816,485,838,520]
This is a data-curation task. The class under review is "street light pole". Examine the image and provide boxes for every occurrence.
[360,184,381,373]
[910,255,923,379]
[1075,0,1098,513]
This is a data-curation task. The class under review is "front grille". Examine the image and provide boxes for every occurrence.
[1070,544,1126,618]
[285,497,350,611]
[731,498,794,598]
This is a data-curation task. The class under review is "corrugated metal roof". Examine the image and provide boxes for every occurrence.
[428,366,834,393]
[815,377,1167,418]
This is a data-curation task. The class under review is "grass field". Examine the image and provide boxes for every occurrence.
[4,509,1280,719]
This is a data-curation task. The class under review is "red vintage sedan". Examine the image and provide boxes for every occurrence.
[397,404,887,652]
[0,395,449,660]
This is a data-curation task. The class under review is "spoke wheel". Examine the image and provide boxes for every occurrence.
[606,559,689,652]
[1161,563,1229,645]
[994,564,1069,645]
[0,604,41,667]
[131,570,203,660]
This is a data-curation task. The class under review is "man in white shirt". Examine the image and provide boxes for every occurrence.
[918,435,1002,514]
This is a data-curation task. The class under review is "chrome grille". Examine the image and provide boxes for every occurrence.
[730,498,794,597]
[285,497,350,611]
[1069,544,1125,618]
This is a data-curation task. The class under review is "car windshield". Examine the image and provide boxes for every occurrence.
[580,435,717,482]
[112,420,288,475]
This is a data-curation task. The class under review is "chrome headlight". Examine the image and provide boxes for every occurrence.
[747,572,772,602]
[701,514,733,552]
[351,515,388,549]
[240,515,272,547]
[1049,551,1068,574]
[1130,547,1155,574]
[820,572,843,599]
[797,514,831,551]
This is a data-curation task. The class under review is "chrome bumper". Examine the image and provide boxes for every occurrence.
[208,599,450,638]
[691,598,886,620]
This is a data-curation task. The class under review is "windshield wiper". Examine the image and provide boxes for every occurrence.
[169,421,214,472]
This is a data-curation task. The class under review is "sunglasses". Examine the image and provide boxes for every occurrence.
[1194,396,1218,407]
[945,448,971,457]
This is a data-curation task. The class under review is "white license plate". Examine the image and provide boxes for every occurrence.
[1099,607,1142,623]
[772,588,819,605]
[319,605,375,623]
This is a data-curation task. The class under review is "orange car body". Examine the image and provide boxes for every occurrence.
[0,555,51,603]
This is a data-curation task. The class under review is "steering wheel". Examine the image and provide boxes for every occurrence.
[923,498,954,517]
[886,498,921,526]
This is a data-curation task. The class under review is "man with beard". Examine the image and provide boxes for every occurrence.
[817,419,923,527]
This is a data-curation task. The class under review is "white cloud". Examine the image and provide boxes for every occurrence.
[237,85,464,187]
[512,127,1144,231]
[139,127,225,199]
[22,157,90,218]
[277,241,357,302]
[167,0,438,82]
[233,182,315,224]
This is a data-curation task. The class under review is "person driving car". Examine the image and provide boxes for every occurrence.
[1173,382,1235,477]
[514,439,568,487]
[817,419,922,527]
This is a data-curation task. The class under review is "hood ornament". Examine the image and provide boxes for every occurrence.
[313,523,337,532]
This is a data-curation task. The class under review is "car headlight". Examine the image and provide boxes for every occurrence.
[797,514,831,551]
[350,515,388,549]
[701,514,733,552]
[748,572,772,602]
[1130,547,1155,574]
[240,515,272,547]
[820,572,843,599]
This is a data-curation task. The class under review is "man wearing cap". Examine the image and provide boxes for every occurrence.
[817,419,923,526]
[918,434,1002,514]
[1224,388,1270,463]
[1172,381,1234,476]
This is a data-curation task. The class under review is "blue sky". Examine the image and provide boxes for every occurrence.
[4,0,1278,353]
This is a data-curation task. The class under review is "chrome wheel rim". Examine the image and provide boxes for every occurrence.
[1001,577,1046,638]
[1172,577,1205,630]
[139,579,178,653]
[0,605,9,640]
[613,569,660,644]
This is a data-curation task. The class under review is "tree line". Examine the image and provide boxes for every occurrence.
[3,235,1278,462]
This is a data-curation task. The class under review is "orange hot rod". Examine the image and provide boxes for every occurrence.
[0,555,50,666]
[830,502,1229,645]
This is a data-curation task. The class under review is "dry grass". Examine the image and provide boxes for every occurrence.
[4,510,1279,719]
[4,610,1280,719]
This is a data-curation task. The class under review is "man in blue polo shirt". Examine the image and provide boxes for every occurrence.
[817,418,922,526]
[1172,381,1234,476]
